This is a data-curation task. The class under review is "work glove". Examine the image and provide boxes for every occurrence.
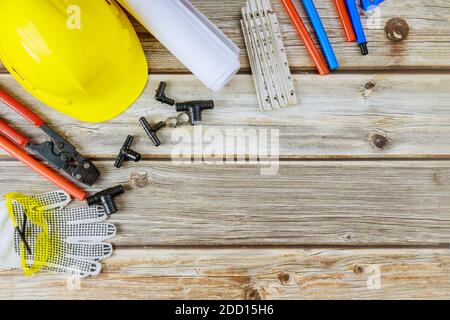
[0,190,116,277]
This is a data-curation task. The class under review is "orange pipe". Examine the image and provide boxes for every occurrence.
[280,0,329,75]
[0,135,87,201]
[333,0,356,42]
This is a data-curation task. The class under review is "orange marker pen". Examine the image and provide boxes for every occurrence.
[333,0,356,42]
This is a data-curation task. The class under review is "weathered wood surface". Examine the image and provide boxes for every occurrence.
[1,73,450,159]
[1,248,449,300]
[1,161,450,246]
[0,0,449,300]
[1,0,449,73]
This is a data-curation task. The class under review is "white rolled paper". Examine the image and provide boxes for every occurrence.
[118,0,240,91]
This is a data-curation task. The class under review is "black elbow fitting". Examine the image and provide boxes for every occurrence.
[175,100,214,125]
[155,81,175,106]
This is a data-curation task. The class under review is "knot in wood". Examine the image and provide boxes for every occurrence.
[362,81,377,97]
[278,272,291,285]
[246,287,264,300]
[365,81,376,91]
[353,265,366,275]
[372,134,389,149]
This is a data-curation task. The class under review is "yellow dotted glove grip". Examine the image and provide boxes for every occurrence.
[5,193,50,276]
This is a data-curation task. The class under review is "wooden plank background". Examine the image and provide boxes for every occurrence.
[1,161,450,246]
[1,73,450,159]
[0,0,449,299]
[2,249,449,300]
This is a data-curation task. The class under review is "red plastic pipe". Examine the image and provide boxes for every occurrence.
[0,135,87,201]
[280,0,329,75]
[333,0,356,42]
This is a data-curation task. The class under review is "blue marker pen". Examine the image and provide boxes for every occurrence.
[361,0,385,11]
[300,0,339,70]
[345,0,369,55]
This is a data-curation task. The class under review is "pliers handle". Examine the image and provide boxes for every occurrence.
[0,118,29,147]
[0,89,45,147]
[0,90,44,127]
[0,89,44,148]
[0,134,87,201]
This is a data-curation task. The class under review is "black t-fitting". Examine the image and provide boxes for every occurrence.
[115,135,141,168]
[87,185,125,215]
[140,117,166,147]
[175,100,215,125]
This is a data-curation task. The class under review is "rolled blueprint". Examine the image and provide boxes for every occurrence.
[118,0,240,91]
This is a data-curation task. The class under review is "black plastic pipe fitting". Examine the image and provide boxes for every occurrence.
[139,117,166,147]
[86,185,125,215]
[115,135,141,168]
[155,81,175,106]
[175,100,215,125]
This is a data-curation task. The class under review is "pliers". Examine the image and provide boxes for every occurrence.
[0,89,100,194]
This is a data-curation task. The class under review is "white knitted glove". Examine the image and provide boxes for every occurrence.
[0,191,116,277]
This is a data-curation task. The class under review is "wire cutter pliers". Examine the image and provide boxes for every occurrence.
[0,89,100,190]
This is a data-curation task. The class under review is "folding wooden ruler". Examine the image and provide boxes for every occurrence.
[241,0,297,111]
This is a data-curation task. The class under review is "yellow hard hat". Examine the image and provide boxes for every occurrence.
[0,0,148,123]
